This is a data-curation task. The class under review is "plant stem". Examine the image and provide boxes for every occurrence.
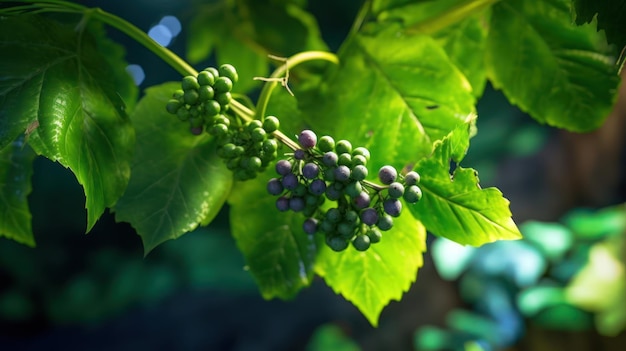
[404,0,500,35]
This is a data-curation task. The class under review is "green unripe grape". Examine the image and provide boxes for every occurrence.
[246,156,262,171]
[404,171,421,186]
[326,208,342,223]
[352,234,371,251]
[227,157,240,170]
[403,185,423,203]
[197,70,215,86]
[189,107,200,118]
[176,107,190,121]
[345,181,362,198]
[262,139,278,154]
[182,75,200,91]
[184,90,199,105]
[210,123,229,136]
[246,120,263,132]
[327,236,349,252]
[388,182,405,199]
[366,228,382,243]
[215,115,230,127]
[352,147,370,161]
[233,146,245,157]
[338,153,352,167]
[305,194,319,206]
[172,89,184,100]
[203,67,219,78]
[320,220,335,233]
[293,184,307,197]
[337,222,355,239]
[198,85,214,102]
[234,168,251,181]
[335,140,352,155]
[214,77,233,93]
[317,135,335,153]
[219,64,238,83]
[262,116,280,133]
[251,127,266,142]
[221,143,237,158]
[352,155,367,167]
[215,92,232,106]
[204,100,221,117]
[377,214,394,231]
[351,165,368,181]
[189,116,203,128]
[324,169,336,182]
[166,99,182,114]
[344,210,359,225]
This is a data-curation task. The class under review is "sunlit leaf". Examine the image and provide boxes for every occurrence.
[486,0,621,132]
[0,139,36,246]
[315,212,426,326]
[228,168,321,299]
[0,15,137,230]
[410,123,522,246]
[114,83,233,254]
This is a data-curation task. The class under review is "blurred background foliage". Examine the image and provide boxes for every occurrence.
[1,0,625,350]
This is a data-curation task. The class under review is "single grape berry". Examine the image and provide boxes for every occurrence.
[327,236,349,252]
[360,208,379,226]
[262,116,280,133]
[204,100,221,117]
[267,178,284,196]
[197,70,215,86]
[353,191,371,209]
[404,171,421,186]
[335,140,352,155]
[219,64,238,83]
[276,197,290,212]
[289,197,305,212]
[383,198,402,217]
[326,208,342,223]
[378,165,398,185]
[351,165,368,181]
[203,67,219,79]
[303,218,318,235]
[190,126,203,135]
[338,153,352,166]
[352,147,370,161]
[387,182,405,199]
[294,149,306,160]
[184,90,199,105]
[345,181,362,198]
[298,130,317,149]
[275,160,292,176]
[309,179,327,196]
[166,99,182,114]
[366,228,382,243]
[214,77,233,93]
[282,173,299,190]
[322,152,338,167]
[302,163,320,179]
[333,165,351,182]
[377,214,394,231]
[352,234,371,251]
[182,75,200,91]
[403,185,423,203]
[325,185,341,200]
[317,135,335,152]
[198,85,215,102]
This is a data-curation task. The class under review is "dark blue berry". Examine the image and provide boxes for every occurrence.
[302,163,320,179]
[309,179,326,196]
[289,197,305,212]
[303,218,318,235]
[360,208,379,225]
[276,197,290,212]
[322,152,338,167]
[378,165,398,185]
[267,178,284,195]
[275,159,292,176]
[282,173,299,190]
[383,198,402,217]
[353,191,371,209]
[333,165,351,182]
[294,149,306,160]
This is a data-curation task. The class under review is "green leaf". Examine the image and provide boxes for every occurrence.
[0,15,137,230]
[410,123,522,246]
[114,83,233,254]
[301,30,475,172]
[486,0,621,132]
[315,210,427,326]
[228,169,320,300]
[0,139,36,247]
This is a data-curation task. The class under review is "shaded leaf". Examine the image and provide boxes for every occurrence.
[315,210,426,326]
[410,123,522,245]
[486,0,621,132]
[0,15,136,230]
[228,168,321,299]
[572,0,626,62]
[114,83,233,254]
[0,139,36,246]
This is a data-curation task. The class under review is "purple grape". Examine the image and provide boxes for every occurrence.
[302,162,320,179]
[275,159,292,176]
[333,165,351,183]
[378,165,398,185]
[282,173,299,190]
[383,198,402,217]
[322,152,338,167]
[190,126,203,135]
[289,197,305,212]
[276,197,289,212]
[360,208,379,225]
[353,191,371,209]
[267,178,284,195]
[308,179,326,196]
[303,218,318,235]
[404,171,420,186]
[298,129,317,149]
[294,149,306,160]
[387,182,404,199]
[325,186,341,200]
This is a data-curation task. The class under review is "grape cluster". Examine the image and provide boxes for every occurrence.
[267,129,423,252]
[165,64,238,135]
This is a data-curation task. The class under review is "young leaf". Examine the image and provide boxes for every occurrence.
[300,30,475,172]
[0,139,36,247]
[228,170,321,300]
[0,15,137,231]
[315,211,427,326]
[409,123,522,245]
[486,0,621,132]
[113,83,233,254]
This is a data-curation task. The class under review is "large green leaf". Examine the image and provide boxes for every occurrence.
[0,15,137,230]
[486,0,621,132]
[0,139,36,247]
[315,209,427,326]
[300,30,475,173]
[410,122,522,245]
[114,83,233,254]
[228,169,321,300]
